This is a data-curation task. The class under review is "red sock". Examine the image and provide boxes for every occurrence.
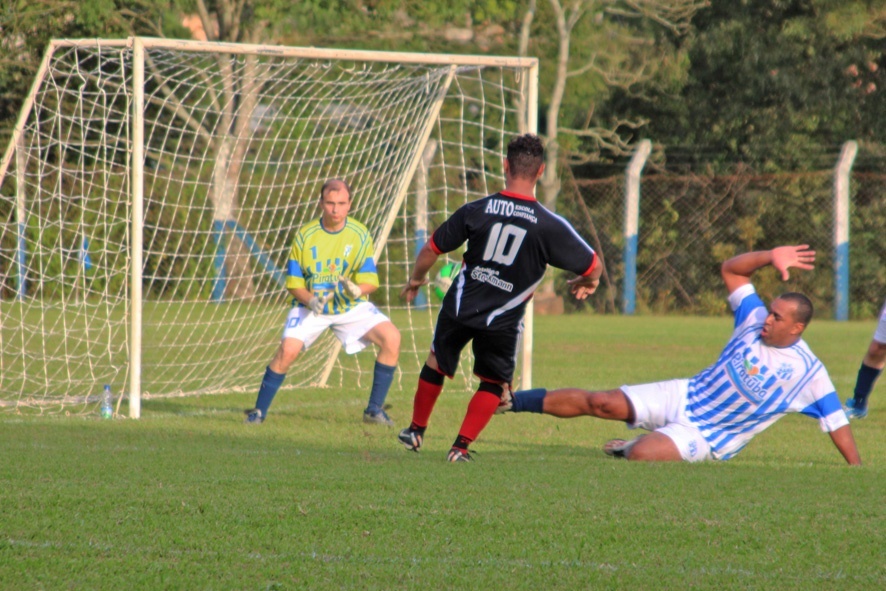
[410,378,444,429]
[456,390,500,443]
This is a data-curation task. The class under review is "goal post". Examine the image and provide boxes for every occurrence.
[0,37,538,416]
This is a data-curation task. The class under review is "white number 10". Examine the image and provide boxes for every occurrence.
[482,223,527,265]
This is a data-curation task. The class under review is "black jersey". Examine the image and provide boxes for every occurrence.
[429,190,597,329]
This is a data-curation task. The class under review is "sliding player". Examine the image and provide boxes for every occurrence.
[502,245,861,465]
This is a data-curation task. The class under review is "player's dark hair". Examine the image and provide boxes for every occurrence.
[779,292,813,326]
[320,178,351,200]
[506,134,545,179]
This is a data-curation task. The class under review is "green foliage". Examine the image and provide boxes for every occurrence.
[2,0,884,183]
[823,0,885,41]
[849,173,886,312]
[268,0,522,53]
[73,0,118,31]
[3,2,884,317]
[0,1,187,143]
[608,0,886,171]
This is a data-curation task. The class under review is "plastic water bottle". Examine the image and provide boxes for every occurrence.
[100,384,113,419]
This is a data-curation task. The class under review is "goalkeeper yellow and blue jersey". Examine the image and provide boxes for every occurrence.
[286,217,379,315]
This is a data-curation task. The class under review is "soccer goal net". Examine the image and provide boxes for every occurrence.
[0,37,537,416]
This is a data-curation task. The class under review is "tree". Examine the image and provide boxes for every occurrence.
[516,0,706,209]
[0,1,190,144]
[174,0,267,298]
[0,1,273,298]
[604,0,886,172]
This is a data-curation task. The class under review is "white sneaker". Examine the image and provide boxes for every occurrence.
[447,447,473,462]
[363,409,395,426]
[603,438,638,459]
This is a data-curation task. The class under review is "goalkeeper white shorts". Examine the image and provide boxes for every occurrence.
[281,302,390,354]
[621,379,713,462]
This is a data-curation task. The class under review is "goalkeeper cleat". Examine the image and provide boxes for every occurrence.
[363,409,395,427]
[447,447,473,463]
[603,438,634,459]
[843,398,868,420]
[398,427,423,452]
[244,408,264,424]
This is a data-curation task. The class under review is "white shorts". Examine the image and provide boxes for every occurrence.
[281,302,390,354]
[621,379,713,462]
[874,299,886,344]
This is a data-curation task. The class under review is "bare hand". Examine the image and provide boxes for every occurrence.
[771,245,815,281]
[400,278,429,303]
[567,275,600,300]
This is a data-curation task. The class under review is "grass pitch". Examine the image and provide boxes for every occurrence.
[0,314,883,590]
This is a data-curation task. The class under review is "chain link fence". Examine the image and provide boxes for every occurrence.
[557,162,886,319]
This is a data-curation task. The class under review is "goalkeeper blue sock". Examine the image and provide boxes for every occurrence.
[255,366,286,416]
[366,361,396,414]
[512,388,547,413]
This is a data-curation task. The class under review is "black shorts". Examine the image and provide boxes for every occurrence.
[431,309,522,383]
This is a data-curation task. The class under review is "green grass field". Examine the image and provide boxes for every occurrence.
[1,314,883,590]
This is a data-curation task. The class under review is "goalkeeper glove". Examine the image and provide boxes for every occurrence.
[307,294,332,315]
[338,276,363,299]
[435,276,453,293]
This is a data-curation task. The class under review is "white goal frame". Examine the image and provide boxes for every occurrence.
[0,37,538,418]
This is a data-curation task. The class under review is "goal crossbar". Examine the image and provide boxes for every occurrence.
[40,37,540,68]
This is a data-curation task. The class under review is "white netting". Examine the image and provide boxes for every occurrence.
[0,38,535,414]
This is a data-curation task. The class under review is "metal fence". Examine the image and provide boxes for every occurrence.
[558,153,886,319]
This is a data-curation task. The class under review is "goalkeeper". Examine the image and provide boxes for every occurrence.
[245,179,401,426]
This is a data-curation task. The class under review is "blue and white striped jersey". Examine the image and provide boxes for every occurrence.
[686,284,848,460]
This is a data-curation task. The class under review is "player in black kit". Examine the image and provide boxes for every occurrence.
[399,134,604,462]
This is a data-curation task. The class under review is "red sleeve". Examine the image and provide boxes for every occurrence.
[427,234,444,255]
[580,253,598,277]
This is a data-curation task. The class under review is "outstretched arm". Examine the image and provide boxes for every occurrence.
[828,424,862,465]
[720,245,816,294]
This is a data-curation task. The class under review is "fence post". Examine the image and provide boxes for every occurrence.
[623,139,652,315]
[834,140,857,321]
